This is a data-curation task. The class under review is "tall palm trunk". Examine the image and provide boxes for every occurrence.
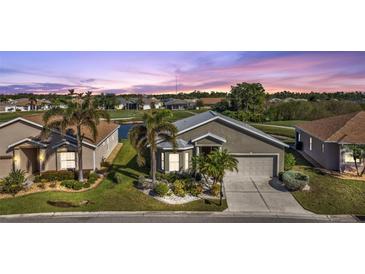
[77,126,84,182]
[150,147,156,184]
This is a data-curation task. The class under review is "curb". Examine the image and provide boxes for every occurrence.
[0,211,357,222]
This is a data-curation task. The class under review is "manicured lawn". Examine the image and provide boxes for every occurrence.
[0,140,226,215]
[107,109,200,122]
[263,120,305,127]
[289,149,365,215]
[0,111,44,123]
[251,124,295,138]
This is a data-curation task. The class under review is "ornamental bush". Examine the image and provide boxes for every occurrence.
[1,169,25,195]
[172,180,186,197]
[154,183,169,197]
[282,171,309,191]
[211,183,221,197]
[38,170,74,181]
[284,153,296,171]
[88,172,99,184]
[136,175,146,189]
[61,179,83,190]
[188,183,203,196]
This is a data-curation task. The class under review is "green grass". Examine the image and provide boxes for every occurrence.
[0,111,44,123]
[251,124,295,138]
[288,149,365,215]
[107,109,199,122]
[263,120,305,127]
[0,140,226,215]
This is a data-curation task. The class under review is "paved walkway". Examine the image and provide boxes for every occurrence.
[224,176,311,214]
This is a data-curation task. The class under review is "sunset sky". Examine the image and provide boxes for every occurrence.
[0,51,364,94]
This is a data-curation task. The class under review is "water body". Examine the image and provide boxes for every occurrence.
[118,123,138,139]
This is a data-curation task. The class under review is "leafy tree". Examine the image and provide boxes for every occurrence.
[196,99,204,108]
[193,149,238,205]
[347,145,365,176]
[43,92,110,182]
[28,96,37,110]
[129,110,177,184]
[229,82,266,121]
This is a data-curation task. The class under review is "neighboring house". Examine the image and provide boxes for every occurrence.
[120,97,162,110]
[156,111,288,177]
[164,99,195,110]
[200,97,225,107]
[295,111,365,173]
[115,98,128,110]
[0,114,119,178]
[0,98,52,112]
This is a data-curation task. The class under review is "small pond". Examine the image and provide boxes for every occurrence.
[118,123,140,139]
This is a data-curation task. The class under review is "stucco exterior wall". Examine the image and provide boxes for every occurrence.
[95,129,119,169]
[296,129,340,170]
[0,119,118,177]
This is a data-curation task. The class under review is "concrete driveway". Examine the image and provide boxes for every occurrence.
[224,176,309,214]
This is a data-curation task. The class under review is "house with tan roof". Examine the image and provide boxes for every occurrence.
[0,114,119,178]
[295,111,365,172]
[0,98,52,113]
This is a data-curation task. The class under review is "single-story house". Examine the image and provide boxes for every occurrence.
[295,111,365,172]
[156,111,288,177]
[119,97,162,110]
[164,99,195,110]
[0,98,52,112]
[0,114,119,178]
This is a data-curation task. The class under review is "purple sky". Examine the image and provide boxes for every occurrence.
[0,51,364,94]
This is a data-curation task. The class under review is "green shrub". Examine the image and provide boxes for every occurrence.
[37,182,46,189]
[172,180,186,197]
[114,172,123,184]
[211,183,221,197]
[278,171,284,181]
[61,180,83,190]
[282,171,309,191]
[88,172,99,184]
[284,153,296,171]
[39,170,74,181]
[83,182,91,188]
[188,183,203,196]
[154,183,169,197]
[1,169,25,195]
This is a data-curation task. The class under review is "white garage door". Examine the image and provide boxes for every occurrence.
[226,156,276,178]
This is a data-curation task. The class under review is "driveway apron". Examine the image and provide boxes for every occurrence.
[224,176,309,214]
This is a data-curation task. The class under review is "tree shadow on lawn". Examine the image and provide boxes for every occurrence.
[109,154,149,183]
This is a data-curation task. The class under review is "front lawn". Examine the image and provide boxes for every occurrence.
[251,124,295,138]
[0,140,226,215]
[289,149,365,215]
[263,120,305,127]
[0,111,44,123]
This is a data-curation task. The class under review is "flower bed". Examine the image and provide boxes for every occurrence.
[0,175,104,200]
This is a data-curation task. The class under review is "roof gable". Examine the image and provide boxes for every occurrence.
[296,111,365,144]
[174,111,288,148]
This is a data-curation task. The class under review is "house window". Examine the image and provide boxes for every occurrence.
[309,137,312,151]
[60,152,76,169]
[161,152,165,170]
[344,152,355,163]
[321,143,325,152]
[184,152,189,170]
[169,153,179,172]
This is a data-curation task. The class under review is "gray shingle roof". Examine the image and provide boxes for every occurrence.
[173,111,288,148]
[157,138,193,150]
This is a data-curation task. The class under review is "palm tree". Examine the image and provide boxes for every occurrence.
[28,96,37,111]
[129,110,177,184]
[193,149,238,205]
[43,92,110,182]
